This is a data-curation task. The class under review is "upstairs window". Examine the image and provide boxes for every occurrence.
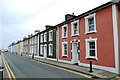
[41,34,43,42]
[71,20,79,36]
[62,25,67,38]
[85,13,96,34]
[44,33,47,42]
[49,30,53,41]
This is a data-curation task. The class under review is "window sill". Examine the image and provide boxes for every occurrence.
[85,31,97,34]
[62,55,68,58]
[71,34,79,37]
[85,56,98,60]
[49,39,53,41]
[62,37,68,39]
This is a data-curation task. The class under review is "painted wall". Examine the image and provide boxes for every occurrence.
[58,5,115,68]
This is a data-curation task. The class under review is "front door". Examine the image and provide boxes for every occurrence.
[72,42,79,64]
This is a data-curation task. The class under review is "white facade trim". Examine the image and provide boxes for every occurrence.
[58,59,73,64]
[46,58,57,61]
[112,4,119,74]
[79,62,117,74]
[85,13,97,34]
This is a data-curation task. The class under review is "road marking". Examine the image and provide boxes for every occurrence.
[11,53,93,79]
[3,58,12,80]
[2,54,16,80]
[31,59,93,79]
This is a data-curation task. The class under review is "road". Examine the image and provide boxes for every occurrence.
[2,52,92,79]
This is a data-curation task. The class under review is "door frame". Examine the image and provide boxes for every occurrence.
[71,39,80,64]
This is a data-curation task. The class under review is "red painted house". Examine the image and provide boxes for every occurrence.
[57,1,120,74]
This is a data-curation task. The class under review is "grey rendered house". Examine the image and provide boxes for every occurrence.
[39,25,57,61]
[28,31,39,56]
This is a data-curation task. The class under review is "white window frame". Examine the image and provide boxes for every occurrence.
[62,42,68,57]
[49,30,53,41]
[41,34,43,42]
[85,13,97,34]
[71,20,79,36]
[40,45,44,55]
[44,32,47,42]
[62,25,68,38]
[49,44,53,56]
[85,38,98,60]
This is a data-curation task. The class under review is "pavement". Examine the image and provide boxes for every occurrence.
[19,54,120,79]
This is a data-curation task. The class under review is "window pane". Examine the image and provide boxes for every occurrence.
[64,27,67,37]
[64,44,67,55]
[88,17,94,31]
[74,23,78,34]
[89,25,94,31]
[89,42,95,49]
[90,50,95,56]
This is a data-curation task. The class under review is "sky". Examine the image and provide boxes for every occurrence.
[0,0,110,49]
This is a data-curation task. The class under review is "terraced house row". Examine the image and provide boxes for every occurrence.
[8,1,120,75]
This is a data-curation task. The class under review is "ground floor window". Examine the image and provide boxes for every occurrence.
[62,42,68,57]
[49,44,53,56]
[40,45,44,55]
[85,38,98,59]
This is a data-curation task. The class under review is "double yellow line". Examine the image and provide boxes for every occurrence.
[2,54,16,80]
[31,59,93,79]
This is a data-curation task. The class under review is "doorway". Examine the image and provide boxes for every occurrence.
[72,42,79,64]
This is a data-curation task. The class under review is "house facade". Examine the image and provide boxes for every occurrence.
[39,25,57,61]
[28,33,39,56]
[57,2,120,74]
[16,41,20,55]
[20,40,23,55]
[23,37,29,55]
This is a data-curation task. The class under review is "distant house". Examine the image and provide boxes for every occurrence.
[23,36,29,55]
[20,40,23,55]
[16,41,20,55]
[57,1,120,74]
[28,31,39,56]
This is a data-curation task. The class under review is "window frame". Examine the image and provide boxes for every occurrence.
[71,20,79,36]
[62,25,68,38]
[85,38,98,60]
[40,45,44,55]
[85,13,97,34]
[41,34,43,42]
[44,32,47,42]
[62,42,68,57]
[49,30,53,41]
[49,44,53,56]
